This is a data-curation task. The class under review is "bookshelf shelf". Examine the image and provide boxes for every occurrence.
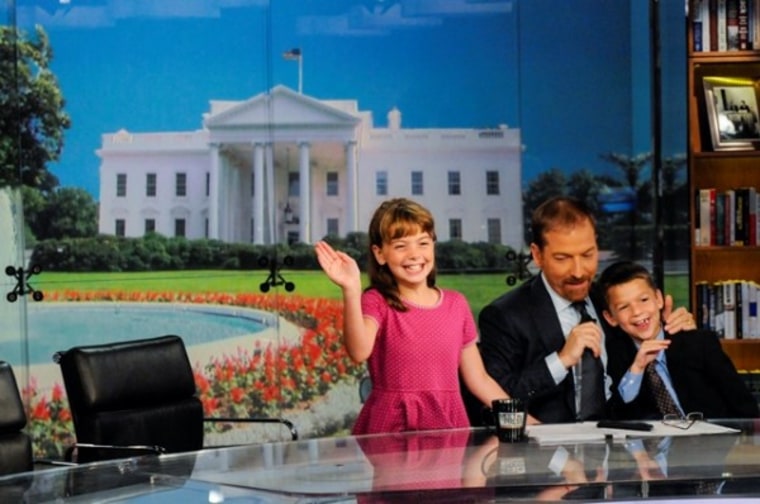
[688,0,760,362]
[721,340,760,371]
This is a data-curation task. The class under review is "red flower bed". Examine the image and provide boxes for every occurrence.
[27,290,364,457]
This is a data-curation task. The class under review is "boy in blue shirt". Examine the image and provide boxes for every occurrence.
[600,261,758,420]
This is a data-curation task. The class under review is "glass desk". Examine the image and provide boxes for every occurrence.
[4,420,760,502]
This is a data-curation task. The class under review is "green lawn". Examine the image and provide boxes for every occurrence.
[36,269,690,321]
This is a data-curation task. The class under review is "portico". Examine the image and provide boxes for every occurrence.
[204,85,361,244]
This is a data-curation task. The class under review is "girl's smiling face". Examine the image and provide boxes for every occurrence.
[371,230,434,288]
[603,278,665,342]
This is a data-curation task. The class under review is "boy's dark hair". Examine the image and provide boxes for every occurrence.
[598,260,658,303]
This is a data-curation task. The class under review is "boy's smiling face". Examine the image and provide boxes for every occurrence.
[603,278,665,343]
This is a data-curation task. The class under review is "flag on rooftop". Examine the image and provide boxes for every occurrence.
[282,48,301,60]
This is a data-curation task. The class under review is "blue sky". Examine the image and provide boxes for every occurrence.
[6,0,686,197]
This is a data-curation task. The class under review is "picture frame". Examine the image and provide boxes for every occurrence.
[702,75,760,151]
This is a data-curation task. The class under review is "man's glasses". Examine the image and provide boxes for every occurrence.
[661,412,704,430]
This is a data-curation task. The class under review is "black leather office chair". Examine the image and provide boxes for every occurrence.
[55,334,297,463]
[0,361,34,476]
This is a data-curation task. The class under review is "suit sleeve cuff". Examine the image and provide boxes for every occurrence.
[546,352,568,385]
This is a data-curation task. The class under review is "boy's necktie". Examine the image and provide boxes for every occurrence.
[645,361,680,416]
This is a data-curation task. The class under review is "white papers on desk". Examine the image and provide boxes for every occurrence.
[526,421,739,445]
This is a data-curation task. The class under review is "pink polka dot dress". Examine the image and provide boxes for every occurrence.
[352,288,477,435]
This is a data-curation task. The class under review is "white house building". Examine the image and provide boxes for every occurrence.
[97,85,524,248]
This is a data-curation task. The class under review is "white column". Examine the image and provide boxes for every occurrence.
[253,142,265,244]
[229,164,241,242]
[219,158,230,241]
[265,142,276,244]
[209,143,220,240]
[345,140,358,233]
[298,141,311,243]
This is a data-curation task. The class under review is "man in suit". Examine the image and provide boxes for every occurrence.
[600,260,758,420]
[478,197,696,423]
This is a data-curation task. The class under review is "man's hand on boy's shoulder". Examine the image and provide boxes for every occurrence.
[661,294,697,334]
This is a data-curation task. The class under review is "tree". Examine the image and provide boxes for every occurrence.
[521,169,567,245]
[1,25,70,189]
[36,187,98,239]
[600,152,654,259]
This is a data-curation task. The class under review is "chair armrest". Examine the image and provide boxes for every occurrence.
[204,417,298,441]
[65,442,166,463]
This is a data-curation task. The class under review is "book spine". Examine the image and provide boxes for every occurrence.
[750,282,759,338]
[706,0,716,49]
[756,185,760,246]
[736,280,744,339]
[716,191,726,246]
[724,281,737,339]
[694,189,702,246]
[735,187,750,245]
[727,0,741,49]
[726,189,736,245]
[715,281,726,338]
[712,0,721,50]
[749,186,757,245]
[718,0,729,50]
[739,280,749,339]
[739,0,751,48]
[701,188,716,245]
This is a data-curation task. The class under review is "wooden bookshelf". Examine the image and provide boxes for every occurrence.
[687,0,760,368]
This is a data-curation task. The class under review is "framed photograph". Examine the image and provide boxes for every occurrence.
[702,75,760,151]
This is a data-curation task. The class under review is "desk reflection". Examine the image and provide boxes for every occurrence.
[5,423,760,502]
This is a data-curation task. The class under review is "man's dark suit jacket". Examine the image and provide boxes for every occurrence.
[605,328,759,420]
[478,275,614,423]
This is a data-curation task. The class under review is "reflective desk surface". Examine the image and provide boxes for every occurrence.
[5,420,760,503]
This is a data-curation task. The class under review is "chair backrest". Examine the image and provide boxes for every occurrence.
[56,335,204,457]
[0,361,34,475]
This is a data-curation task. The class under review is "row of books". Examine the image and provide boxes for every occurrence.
[695,186,759,246]
[696,280,760,339]
[692,0,760,52]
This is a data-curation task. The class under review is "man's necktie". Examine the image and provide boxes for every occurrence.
[571,301,605,421]
[644,361,680,416]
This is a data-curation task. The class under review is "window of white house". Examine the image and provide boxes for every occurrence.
[326,172,338,196]
[145,218,155,234]
[146,173,156,197]
[449,218,462,240]
[115,219,125,236]
[116,173,127,197]
[376,170,388,196]
[448,171,461,196]
[175,218,186,237]
[289,172,300,197]
[487,218,501,244]
[327,218,339,236]
[411,171,423,195]
[175,173,187,197]
[486,171,500,196]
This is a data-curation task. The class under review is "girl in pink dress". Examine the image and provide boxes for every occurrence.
[315,198,512,434]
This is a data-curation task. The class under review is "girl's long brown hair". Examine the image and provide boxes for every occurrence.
[366,198,437,311]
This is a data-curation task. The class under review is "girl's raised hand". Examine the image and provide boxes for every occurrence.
[314,240,361,290]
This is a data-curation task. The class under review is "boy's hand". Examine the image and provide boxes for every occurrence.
[662,294,697,334]
[630,339,671,374]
